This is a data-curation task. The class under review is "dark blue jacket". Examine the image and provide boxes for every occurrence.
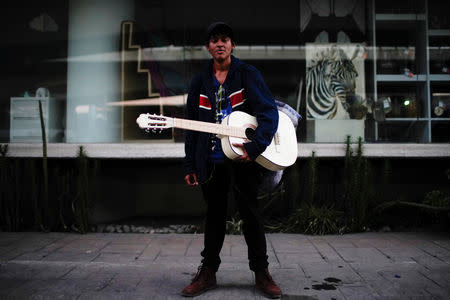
[184,56,278,182]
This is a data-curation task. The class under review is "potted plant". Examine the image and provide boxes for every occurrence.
[347,94,368,119]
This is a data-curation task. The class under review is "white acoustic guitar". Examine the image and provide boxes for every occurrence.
[136,111,298,171]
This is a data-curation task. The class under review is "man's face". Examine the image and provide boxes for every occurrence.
[206,34,235,63]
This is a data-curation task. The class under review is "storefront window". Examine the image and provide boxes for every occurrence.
[2,0,449,144]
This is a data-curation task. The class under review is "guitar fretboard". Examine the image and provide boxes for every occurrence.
[174,118,247,138]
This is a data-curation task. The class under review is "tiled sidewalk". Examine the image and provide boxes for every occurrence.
[0,231,449,299]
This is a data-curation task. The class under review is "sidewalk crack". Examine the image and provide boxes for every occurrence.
[267,236,280,266]
[374,247,394,262]
[306,236,327,262]
[184,238,193,256]
[417,269,442,288]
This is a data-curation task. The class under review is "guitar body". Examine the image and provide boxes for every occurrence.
[221,111,298,171]
[136,109,298,171]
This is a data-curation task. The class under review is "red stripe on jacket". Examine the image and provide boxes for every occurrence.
[229,89,246,108]
[199,94,211,110]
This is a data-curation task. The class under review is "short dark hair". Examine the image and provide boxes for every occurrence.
[205,22,234,45]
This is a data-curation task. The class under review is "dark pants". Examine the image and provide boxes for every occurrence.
[200,160,269,272]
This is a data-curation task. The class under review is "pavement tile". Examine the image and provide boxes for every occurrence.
[230,245,249,257]
[365,280,401,298]
[185,237,204,256]
[0,231,448,299]
[33,262,77,280]
[0,261,48,280]
[350,239,378,248]
[101,271,144,293]
[136,244,160,261]
[433,239,450,251]
[61,262,106,280]
[220,255,249,263]
[418,266,450,290]
[101,243,147,254]
[300,262,363,285]
[325,239,357,249]
[373,247,424,264]
[220,240,233,256]
[410,254,448,269]
[149,266,198,298]
[305,240,346,263]
[77,291,151,299]
[11,235,74,254]
[413,240,450,258]
[0,245,15,255]
[269,268,309,295]
[0,249,22,261]
[79,232,153,243]
[36,235,81,254]
[377,269,440,298]
[7,278,80,299]
[346,263,428,298]
[369,236,412,249]
[268,235,316,254]
[12,249,54,261]
[153,255,202,265]
[0,232,25,245]
[82,268,118,291]
[42,250,100,262]
[57,238,110,253]
[338,284,379,299]
[0,277,28,297]
[202,268,257,299]
[199,286,256,299]
[153,236,191,256]
[93,252,141,264]
[134,266,167,294]
[332,247,392,265]
[277,252,325,267]
[276,287,344,300]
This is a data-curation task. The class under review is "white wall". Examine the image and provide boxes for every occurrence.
[66,0,134,142]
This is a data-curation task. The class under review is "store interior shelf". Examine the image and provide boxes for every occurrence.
[376,74,427,82]
[143,45,306,61]
[428,29,450,36]
[375,14,426,21]
[429,74,450,81]
[384,118,429,121]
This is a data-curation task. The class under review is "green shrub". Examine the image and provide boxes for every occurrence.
[424,190,450,208]
[341,136,372,232]
[423,190,450,222]
[226,213,243,235]
[274,205,344,235]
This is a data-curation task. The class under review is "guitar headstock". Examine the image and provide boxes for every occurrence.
[136,113,174,131]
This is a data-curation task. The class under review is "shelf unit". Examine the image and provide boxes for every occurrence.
[10,97,65,143]
[371,0,450,142]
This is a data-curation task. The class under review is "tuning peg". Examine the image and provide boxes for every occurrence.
[151,128,163,134]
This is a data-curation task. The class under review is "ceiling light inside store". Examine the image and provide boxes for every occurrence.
[29,13,58,32]
[75,105,90,114]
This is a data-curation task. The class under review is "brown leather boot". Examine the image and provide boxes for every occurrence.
[181,265,217,297]
[255,268,282,299]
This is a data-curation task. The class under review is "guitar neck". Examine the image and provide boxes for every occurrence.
[173,118,246,138]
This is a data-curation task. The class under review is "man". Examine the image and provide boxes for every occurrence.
[182,22,282,299]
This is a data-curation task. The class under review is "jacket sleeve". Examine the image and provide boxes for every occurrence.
[242,65,279,160]
[183,75,202,175]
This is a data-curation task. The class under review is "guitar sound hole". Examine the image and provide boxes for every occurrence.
[245,128,256,141]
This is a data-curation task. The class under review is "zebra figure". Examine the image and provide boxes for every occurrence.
[306,45,361,119]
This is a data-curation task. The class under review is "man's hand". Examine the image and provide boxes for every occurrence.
[184,173,198,186]
[232,143,252,162]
